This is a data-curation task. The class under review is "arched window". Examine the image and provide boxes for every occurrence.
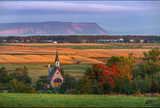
[54,78,62,86]
[54,78,62,83]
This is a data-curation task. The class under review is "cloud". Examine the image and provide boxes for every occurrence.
[0,1,159,15]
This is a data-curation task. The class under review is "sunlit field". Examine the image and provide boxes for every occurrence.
[0,43,155,84]
[0,93,159,107]
[0,43,152,64]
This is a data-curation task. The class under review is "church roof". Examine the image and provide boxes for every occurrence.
[48,66,59,80]
[55,50,59,62]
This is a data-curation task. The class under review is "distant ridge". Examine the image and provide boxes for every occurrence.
[0,21,108,34]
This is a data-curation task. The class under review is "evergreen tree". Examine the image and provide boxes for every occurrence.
[150,80,158,94]
[36,75,50,91]
[91,80,103,94]
[131,78,140,94]
[85,64,103,84]
[76,75,92,94]
[120,75,131,95]
[113,77,121,93]
[60,73,77,94]
[102,83,112,94]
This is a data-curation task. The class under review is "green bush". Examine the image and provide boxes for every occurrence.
[38,89,58,94]
[91,81,103,95]
[76,75,92,94]
[120,75,132,95]
[102,83,112,94]
[22,86,38,94]
[131,78,140,94]
[10,79,37,94]
[60,73,78,94]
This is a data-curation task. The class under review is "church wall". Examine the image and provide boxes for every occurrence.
[50,69,64,87]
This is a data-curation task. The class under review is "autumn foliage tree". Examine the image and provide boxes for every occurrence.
[85,64,103,84]
[117,65,133,84]
[80,64,118,94]
[99,64,117,88]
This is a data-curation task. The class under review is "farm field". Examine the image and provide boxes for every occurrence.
[0,93,159,107]
[0,43,152,64]
[0,43,155,84]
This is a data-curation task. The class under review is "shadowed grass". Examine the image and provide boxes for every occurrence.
[0,93,159,107]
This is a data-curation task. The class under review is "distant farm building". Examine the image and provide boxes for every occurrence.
[53,41,57,43]
[98,39,123,43]
[42,40,53,43]
[119,39,124,42]
[81,39,87,43]
[130,39,134,43]
[140,39,144,43]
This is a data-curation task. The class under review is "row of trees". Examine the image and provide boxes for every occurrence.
[0,35,160,43]
[0,67,37,93]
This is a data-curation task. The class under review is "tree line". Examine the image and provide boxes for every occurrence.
[0,35,160,43]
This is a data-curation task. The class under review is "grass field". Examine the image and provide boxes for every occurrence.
[26,45,148,49]
[0,93,159,107]
[0,64,91,85]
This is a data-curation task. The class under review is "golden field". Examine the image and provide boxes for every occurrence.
[0,43,153,64]
[0,43,156,84]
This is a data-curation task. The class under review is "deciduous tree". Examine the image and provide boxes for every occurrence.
[143,49,160,62]
[76,75,92,94]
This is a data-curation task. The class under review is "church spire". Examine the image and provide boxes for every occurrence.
[55,50,60,68]
[55,50,59,62]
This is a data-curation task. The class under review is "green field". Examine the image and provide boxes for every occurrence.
[0,64,91,85]
[26,45,148,49]
[0,93,159,107]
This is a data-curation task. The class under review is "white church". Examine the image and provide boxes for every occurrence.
[48,50,65,87]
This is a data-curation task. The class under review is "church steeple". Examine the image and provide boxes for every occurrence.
[55,50,59,62]
[55,50,60,68]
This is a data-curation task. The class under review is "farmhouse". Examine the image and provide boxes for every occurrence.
[48,50,64,87]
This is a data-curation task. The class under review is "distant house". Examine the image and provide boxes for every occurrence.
[42,40,53,43]
[112,39,119,42]
[119,39,123,42]
[140,39,144,43]
[48,50,64,87]
[15,40,19,43]
[81,39,87,43]
[98,39,110,42]
[130,39,134,43]
[98,39,119,43]
[53,41,57,43]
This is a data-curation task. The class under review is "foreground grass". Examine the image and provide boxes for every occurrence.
[0,93,159,107]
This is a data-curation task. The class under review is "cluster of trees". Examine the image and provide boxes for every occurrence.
[34,48,160,95]
[0,35,160,43]
[75,49,160,95]
[0,66,37,93]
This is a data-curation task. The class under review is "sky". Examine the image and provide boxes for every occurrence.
[0,1,160,32]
